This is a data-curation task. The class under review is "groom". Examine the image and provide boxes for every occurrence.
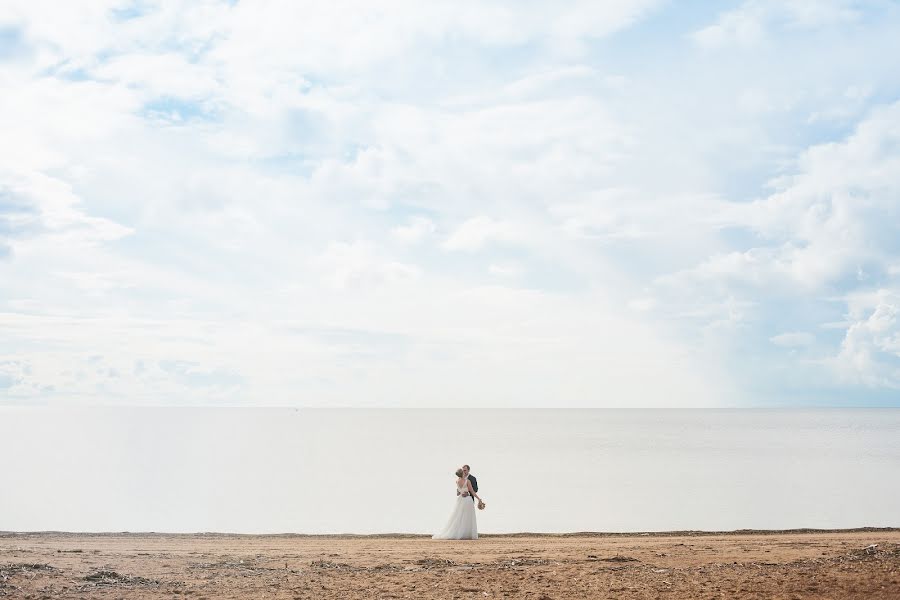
[460,464,478,502]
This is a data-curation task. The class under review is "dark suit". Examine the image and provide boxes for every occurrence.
[467,474,478,502]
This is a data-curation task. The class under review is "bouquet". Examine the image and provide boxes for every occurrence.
[477,500,486,510]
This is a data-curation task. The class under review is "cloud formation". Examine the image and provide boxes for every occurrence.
[1,1,899,406]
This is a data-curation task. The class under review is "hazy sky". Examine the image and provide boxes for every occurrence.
[2,1,900,407]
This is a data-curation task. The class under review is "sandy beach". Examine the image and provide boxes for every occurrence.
[2,529,898,599]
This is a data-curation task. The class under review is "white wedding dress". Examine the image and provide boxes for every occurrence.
[432,478,478,540]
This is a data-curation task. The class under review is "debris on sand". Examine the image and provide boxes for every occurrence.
[496,557,551,569]
[600,555,639,563]
[311,560,355,571]
[846,543,900,560]
[311,560,408,573]
[82,570,159,587]
[1,563,56,573]
[1,564,58,595]
[415,557,455,569]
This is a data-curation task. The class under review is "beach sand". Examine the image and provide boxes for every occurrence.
[2,529,898,599]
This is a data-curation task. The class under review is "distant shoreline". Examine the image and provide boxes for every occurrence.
[3,526,898,538]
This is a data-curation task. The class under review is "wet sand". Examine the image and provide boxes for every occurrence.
[2,529,899,599]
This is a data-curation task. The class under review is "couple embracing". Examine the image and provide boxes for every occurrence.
[432,464,485,540]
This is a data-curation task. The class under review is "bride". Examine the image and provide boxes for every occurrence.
[432,468,483,540]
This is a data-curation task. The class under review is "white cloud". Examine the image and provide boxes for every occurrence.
[833,289,900,387]
[391,217,436,244]
[770,332,816,347]
[207,0,664,77]
[0,171,132,258]
[692,6,766,48]
[628,297,657,312]
[311,241,420,290]
[488,262,524,278]
[645,98,900,392]
[664,100,900,294]
[92,53,223,100]
[443,216,528,252]
[691,0,862,49]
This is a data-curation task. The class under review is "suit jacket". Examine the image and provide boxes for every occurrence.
[467,474,478,501]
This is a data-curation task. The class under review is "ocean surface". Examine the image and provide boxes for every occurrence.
[1,408,898,534]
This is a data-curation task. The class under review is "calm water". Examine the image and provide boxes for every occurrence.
[1,408,898,534]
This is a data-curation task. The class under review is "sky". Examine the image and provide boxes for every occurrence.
[1,0,900,407]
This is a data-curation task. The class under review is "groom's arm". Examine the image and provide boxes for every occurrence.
[469,475,478,493]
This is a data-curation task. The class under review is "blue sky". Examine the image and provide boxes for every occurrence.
[1,0,900,406]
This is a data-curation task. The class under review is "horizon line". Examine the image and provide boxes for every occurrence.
[3,527,898,539]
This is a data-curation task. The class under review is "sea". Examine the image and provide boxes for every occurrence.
[1,408,898,534]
